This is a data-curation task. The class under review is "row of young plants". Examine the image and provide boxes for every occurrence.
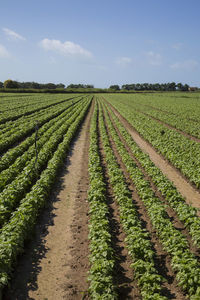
[136,104,200,139]
[0,93,47,110]
[138,93,200,123]
[0,93,81,124]
[0,93,69,113]
[0,107,52,138]
[113,94,200,139]
[0,96,83,154]
[0,97,85,172]
[0,101,54,136]
[0,94,59,132]
[0,98,91,228]
[106,96,200,188]
[0,99,86,192]
[87,101,117,299]
[0,98,91,291]
[0,94,40,113]
[107,93,200,123]
[105,102,200,248]
[101,101,200,299]
[0,94,82,137]
[98,103,167,300]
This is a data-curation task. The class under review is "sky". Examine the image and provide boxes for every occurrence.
[0,0,200,88]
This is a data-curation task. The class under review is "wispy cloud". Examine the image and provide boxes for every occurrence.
[0,44,10,58]
[172,43,183,50]
[146,51,162,66]
[170,59,199,70]
[3,27,26,41]
[40,39,93,59]
[116,56,132,67]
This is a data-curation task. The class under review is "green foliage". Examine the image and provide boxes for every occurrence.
[0,96,92,289]
[109,85,120,91]
[98,102,167,299]
[101,98,200,298]
[87,101,117,299]
[4,79,19,89]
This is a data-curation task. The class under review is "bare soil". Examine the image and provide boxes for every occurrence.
[4,102,93,300]
[106,101,200,215]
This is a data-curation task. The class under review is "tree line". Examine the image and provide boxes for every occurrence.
[0,79,196,92]
[0,80,96,90]
[110,82,190,91]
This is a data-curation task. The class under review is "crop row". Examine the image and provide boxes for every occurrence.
[0,93,67,113]
[0,94,65,132]
[105,102,200,248]
[0,98,91,228]
[106,96,200,188]
[0,94,82,137]
[108,93,200,123]
[0,94,81,124]
[87,100,117,299]
[0,98,91,290]
[137,105,200,139]
[0,99,87,193]
[113,94,200,139]
[0,99,80,173]
[98,102,167,299]
[0,97,85,172]
[0,96,84,154]
[101,100,200,298]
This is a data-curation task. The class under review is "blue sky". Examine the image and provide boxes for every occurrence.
[0,0,200,88]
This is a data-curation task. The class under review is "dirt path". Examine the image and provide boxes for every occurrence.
[4,102,93,300]
[106,102,200,215]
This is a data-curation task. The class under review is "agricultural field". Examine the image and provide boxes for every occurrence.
[0,92,200,299]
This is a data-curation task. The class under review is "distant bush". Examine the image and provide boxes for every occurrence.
[4,79,19,89]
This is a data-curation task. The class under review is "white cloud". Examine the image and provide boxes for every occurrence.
[0,44,9,58]
[40,38,92,58]
[172,43,183,50]
[146,51,162,66]
[170,59,199,70]
[116,56,132,67]
[3,28,26,41]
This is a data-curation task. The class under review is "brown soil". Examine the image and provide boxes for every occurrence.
[106,101,200,215]
[102,108,186,299]
[4,101,93,300]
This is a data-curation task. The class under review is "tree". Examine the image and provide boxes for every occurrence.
[4,79,19,88]
[177,82,183,91]
[0,82,3,88]
[109,85,120,91]
[182,84,189,91]
[56,83,65,89]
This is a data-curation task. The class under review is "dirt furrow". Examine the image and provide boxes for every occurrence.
[4,101,94,300]
[102,110,186,299]
[106,101,200,214]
